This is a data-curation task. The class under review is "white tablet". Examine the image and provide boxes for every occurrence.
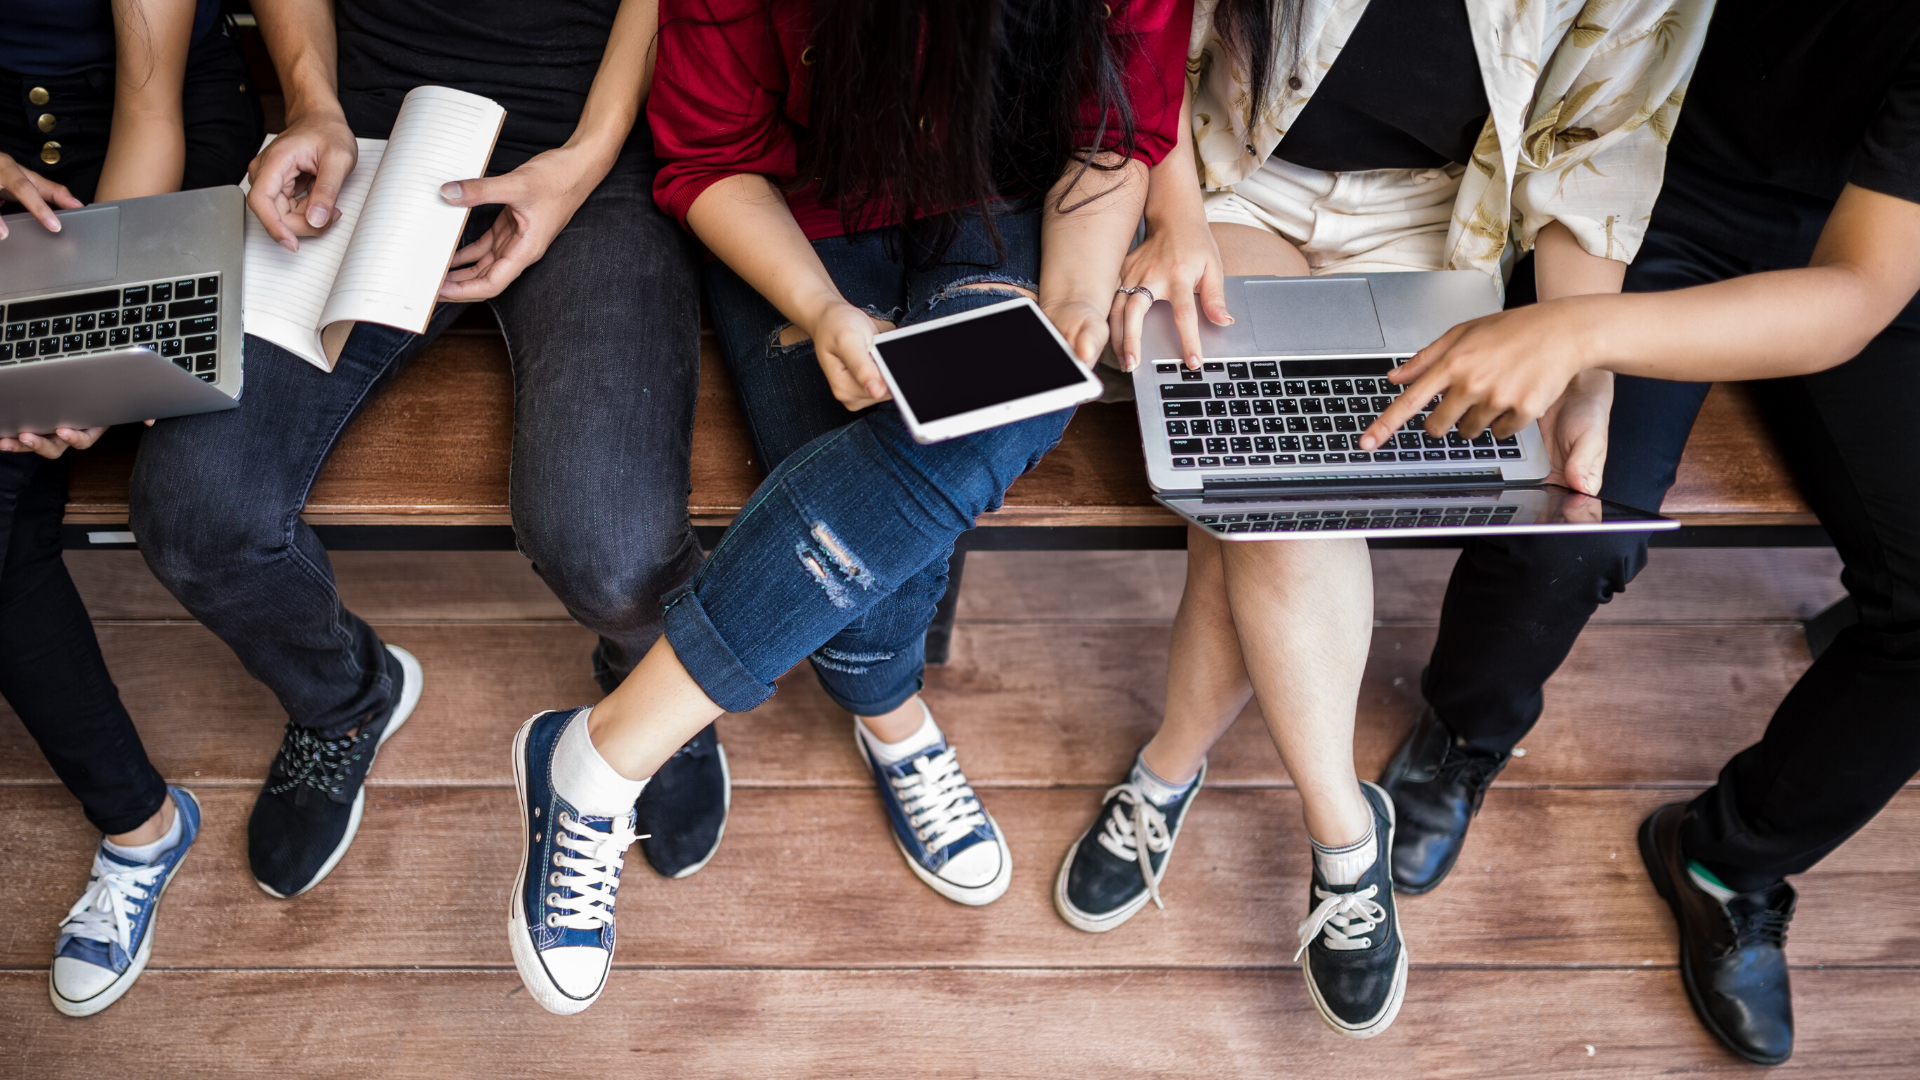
[870,297,1104,444]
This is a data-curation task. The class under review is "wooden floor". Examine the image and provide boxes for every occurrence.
[5,546,1918,1078]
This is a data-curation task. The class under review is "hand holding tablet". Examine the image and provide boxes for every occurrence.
[869,297,1105,444]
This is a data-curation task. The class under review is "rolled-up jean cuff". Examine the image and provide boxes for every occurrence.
[816,664,924,718]
[662,583,774,714]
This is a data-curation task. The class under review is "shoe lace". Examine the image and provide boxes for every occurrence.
[1294,884,1388,961]
[891,747,987,853]
[265,721,369,798]
[544,811,640,932]
[1435,746,1507,812]
[1733,906,1792,948]
[1094,783,1174,909]
[60,852,167,953]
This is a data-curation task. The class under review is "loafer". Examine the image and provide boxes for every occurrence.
[1378,707,1509,894]
[1639,802,1795,1065]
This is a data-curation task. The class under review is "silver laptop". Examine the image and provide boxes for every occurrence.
[1130,271,1677,539]
[0,186,243,435]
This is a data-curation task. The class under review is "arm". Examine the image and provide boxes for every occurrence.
[1362,185,1920,457]
[94,0,197,201]
[438,0,659,299]
[1110,78,1231,371]
[245,0,356,250]
[1046,157,1153,365]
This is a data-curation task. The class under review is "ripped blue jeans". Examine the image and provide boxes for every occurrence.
[681,208,1069,714]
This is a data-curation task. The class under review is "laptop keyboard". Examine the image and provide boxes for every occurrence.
[1156,358,1519,469]
[1,274,222,382]
[1197,505,1521,534]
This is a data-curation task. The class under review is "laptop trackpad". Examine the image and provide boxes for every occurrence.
[0,205,119,294]
[1246,277,1384,352]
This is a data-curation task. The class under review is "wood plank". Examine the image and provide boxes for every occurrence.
[4,967,1915,1079]
[1667,382,1813,522]
[5,966,1915,1079]
[0,622,1810,787]
[958,548,1845,625]
[66,331,1814,526]
[3,787,1916,970]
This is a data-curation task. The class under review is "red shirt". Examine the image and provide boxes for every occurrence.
[650,0,1195,240]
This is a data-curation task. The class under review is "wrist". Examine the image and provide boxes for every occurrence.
[283,95,349,133]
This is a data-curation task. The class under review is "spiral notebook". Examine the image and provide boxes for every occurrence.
[239,85,504,371]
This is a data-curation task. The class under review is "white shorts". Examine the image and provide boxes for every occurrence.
[1204,157,1465,276]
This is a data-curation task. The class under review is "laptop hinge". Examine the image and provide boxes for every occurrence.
[1202,468,1506,495]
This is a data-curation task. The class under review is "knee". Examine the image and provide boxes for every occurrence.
[1467,533,1648,606]
[526,528,698,630]
[128,477,282,595]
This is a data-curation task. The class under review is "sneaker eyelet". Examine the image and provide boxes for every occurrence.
[545,913,560,928]
[550,872,563,886]
[547,892,562,905]
[533,807,541,818]
[552,852,564,866]
[533,832,542,844]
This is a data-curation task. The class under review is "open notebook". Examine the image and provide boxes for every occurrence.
[240,86,505,371]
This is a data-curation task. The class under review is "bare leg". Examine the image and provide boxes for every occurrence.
[586,638,725,781]
[1147,222,1371,846]
[106,796,176,848]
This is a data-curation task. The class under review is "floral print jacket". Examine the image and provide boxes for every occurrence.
[1187,0,1714,282]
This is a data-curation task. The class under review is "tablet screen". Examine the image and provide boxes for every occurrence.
[874,304,1088,423]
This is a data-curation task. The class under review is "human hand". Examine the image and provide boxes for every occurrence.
[0,426,110,459]
[797,300,896,411]
[1108,210,1231,372]
[1358,298,1594,453]
[245,109,358,251]
[1535,369,1612,495]
[438,145,615,301]
[1044,294,1114,369]
[0,153,83,239]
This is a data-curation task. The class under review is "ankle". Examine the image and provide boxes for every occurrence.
[1138,739,1203,788]
[106,796,177,849]
[858,695,926,744]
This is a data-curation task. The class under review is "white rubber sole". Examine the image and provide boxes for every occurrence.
[1053,762,1207,934]
[507,712,608,1016]
[855,725,1013,907]
[51,789,200,1017]
[666,744,731,880]
[1303,780,1409,1039]
[257,644,422,899]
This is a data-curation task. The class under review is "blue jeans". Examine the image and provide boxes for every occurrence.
[681,210,1067,714]
[130,154,704,737]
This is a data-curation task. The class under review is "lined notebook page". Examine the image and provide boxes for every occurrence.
[318,87,504,358]
[240,137,386,370]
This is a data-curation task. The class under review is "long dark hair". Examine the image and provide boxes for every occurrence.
[802,0,1140,260]
[1209,0,1304,127]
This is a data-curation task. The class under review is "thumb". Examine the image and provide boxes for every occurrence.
[1199,258,1233,327]
[440,176,508,207]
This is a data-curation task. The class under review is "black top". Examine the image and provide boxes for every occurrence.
[335,0,649,174]
[0,0,221,76]
[1276,0,1489,172]
[1656,0,1920,266]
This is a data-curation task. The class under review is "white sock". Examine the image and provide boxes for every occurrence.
[103,796,183,864]
[550,708,649,817]
[1312,826,1378,887]
[1131,755,1197,807]
[857,702,942,765]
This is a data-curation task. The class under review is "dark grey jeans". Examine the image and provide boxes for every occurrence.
[129,153,702,737]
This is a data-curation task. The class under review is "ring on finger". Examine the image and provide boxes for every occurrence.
[1116,285,1157,304]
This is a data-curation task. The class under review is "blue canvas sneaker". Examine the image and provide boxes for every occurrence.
[250,644,422,898]
[509,708,640,1015]
[51,787,201,1017]
[855,710,1011,906]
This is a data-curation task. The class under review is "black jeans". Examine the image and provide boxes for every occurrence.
[130,153,703,737]
[0,29,261,205]
[0,455,167,834]
[1424,225,1920,891]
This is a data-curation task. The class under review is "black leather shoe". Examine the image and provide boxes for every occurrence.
[1377,707,1508,894]
[633,722,730,878]
[1638,802,1795,1065]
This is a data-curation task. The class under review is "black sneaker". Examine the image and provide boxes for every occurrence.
[1638,802,1795,1065]
[1054,755,1206,932]
[1378,707,1510,894]
[1297,780,1408,1039]
[633,722,731,879]
[249,645,422,898]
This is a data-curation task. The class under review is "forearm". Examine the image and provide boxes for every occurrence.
[685,174,845,330]
[1042,157,1149,310]
[253,0,342,123]
[96,0,194,200]
[562,0,657,170]
[1142,81,1203,230]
